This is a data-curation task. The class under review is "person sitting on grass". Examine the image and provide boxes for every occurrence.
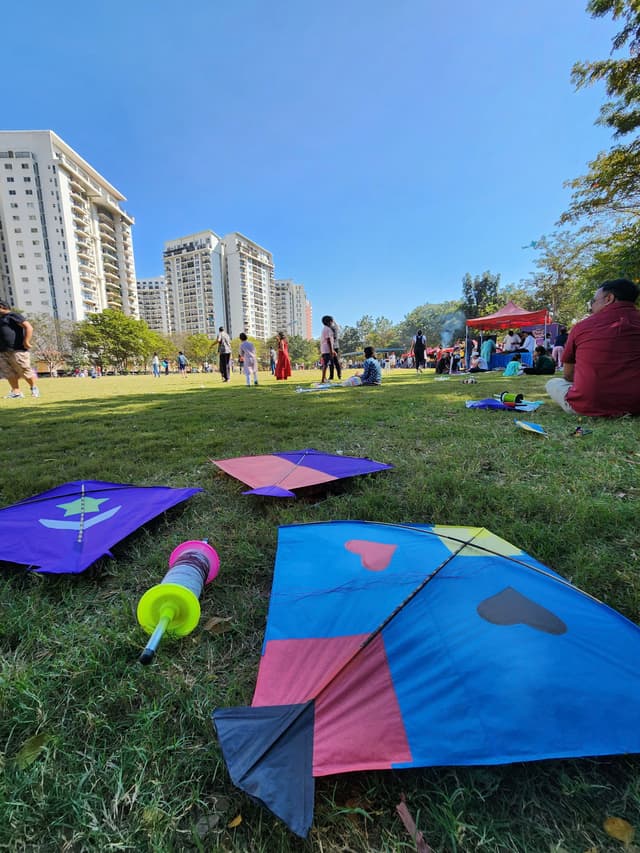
[503,353,523,377]
[355,346,382,386]
[546,278,640,416]
[469,352,489,373]
[523,345,556,375]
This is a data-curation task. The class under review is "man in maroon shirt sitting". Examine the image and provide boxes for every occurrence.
[546,278,640,417]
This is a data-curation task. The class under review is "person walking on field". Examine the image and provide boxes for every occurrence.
[320,315,336,383]
[275,331,292,380]
[177,351,189,376]
[239,333,259,386]
[217,326,232,382]
[411,329,427,373]
[328,318,342,381]
[0,300,40,398]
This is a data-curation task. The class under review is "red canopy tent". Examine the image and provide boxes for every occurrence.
[466,301,551,330]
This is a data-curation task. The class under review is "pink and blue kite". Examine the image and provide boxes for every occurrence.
[213,520,640,837]
[212,448,392,498]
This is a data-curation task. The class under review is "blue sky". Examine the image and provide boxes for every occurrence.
[4,0,617,333]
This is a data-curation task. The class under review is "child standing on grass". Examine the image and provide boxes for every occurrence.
[239,333,259,386]
[356,346,382,386]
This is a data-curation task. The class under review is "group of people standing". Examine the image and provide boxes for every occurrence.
[218,326,291,384]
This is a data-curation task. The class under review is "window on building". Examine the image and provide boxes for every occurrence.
[21,163,29,169]
[6,177,14,182]
[23,177,31,182]
[14,228,22,233]
[10,203,18,208]
[25,190,33,195]
[30,228,37,233]
[3,164,12,170]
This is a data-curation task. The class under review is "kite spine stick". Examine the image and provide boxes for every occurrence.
[310,534,479,704]
[76,482,86,544]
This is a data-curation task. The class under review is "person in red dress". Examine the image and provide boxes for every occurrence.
[275,331,292,380]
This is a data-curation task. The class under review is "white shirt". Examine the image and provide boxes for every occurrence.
[320,325,334,355]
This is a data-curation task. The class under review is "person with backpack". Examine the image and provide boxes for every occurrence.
[411,330,427,373]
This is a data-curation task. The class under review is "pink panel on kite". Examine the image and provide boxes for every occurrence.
[213,455,337,490]
[313,633,412,775]
[252,634,411,774]
[252,635,367,707]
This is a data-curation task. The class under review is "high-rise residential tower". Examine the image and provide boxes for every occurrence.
[162,231,225,337]
[136,276,172,335]
[0,130,137,320]
[272,279,311,339]
[223,233,274,339]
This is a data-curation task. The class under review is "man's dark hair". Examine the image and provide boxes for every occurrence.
[321,315,333,326]
[534,345,546,354]
[0,301,9,309]
[600,278,639,303]
[364,346,375,358]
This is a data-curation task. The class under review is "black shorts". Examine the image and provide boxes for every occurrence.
[321,353,332,366]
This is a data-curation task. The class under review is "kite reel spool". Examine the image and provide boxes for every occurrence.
[497,392,524,407]
[137,539,219,665]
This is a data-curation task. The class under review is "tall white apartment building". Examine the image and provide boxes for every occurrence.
[0,131,137,320]
[223,233,274,339]
[273,279,311,339]
[162,231,225,337]
[137,276,172,335]
[305,298,313,340]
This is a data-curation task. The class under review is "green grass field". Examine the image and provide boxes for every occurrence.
[1,368,639,852]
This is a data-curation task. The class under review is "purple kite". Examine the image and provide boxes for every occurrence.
[0,480,201,574]
[211,448,392,498]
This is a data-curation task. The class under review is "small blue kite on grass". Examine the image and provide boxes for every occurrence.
[514,419,548,436]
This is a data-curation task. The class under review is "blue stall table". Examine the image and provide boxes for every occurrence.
[490,352,533,370]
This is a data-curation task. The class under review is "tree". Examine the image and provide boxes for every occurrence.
[286,335,318,366]
[368,316,399,349]
[355,315,376,345]
[30,313,74,375]
[461,271,500,318]
[338,325,362,354]
[524,228,608,322]
[563,1,640,221]
[396,300,466,348]
[73,310,156,371]
[184,333,214,363]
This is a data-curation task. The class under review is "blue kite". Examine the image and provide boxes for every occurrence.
[213,521,640,837]
[0,480,201,574]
